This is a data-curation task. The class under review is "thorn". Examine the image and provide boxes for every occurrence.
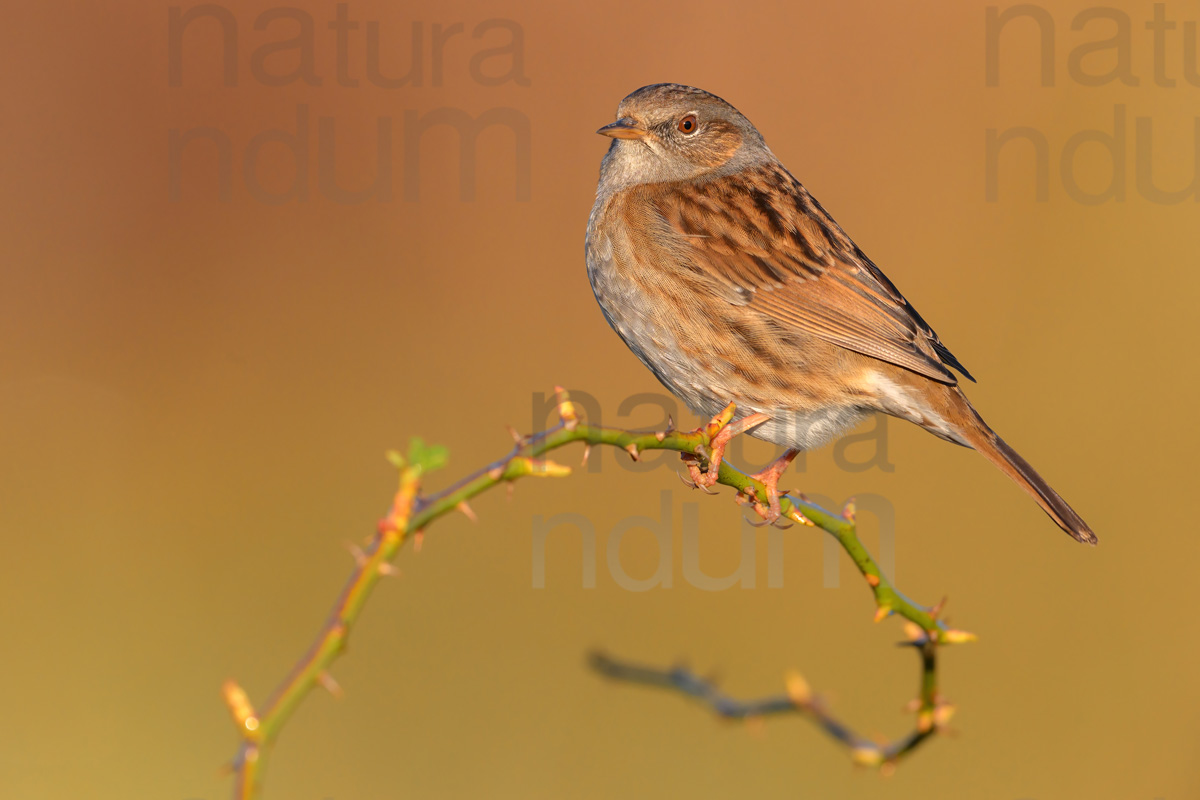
[665,414,675,433]
[928,596,948,619]
[941,628,978,644]
[654,430,666,442]
[934,702,957,728]
[505,425,523,444]
[705,402,738,438]
[411,530,425,553]
[903,622,926,642]
[488,466,505,481]
[346,542,367,567]
[850,745,884,768]
[873,606,892,623]
[842,498,857,522]
[507,482,515,500]
[743,715,767,739]
[524,458,572,478]
[554,385,579,431]
[785,508,815,527]
[864,573,880,587]
[457,501,478,523]
[240,745,261,766]
[581,444,592,467]
[378,561,400,576]
[221,680,260,735]
[624,443,640,462]
[902,697,922,713]
[880,761,898,778]
[317,671,343,698]
[785,671,812,706]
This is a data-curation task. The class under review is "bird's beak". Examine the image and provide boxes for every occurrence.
[596,117,648,140]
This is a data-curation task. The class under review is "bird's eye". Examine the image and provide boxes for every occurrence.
[677,114,698,134]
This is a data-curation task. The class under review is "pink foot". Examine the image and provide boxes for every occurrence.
[682,409,771,490]
[747,449,800,524]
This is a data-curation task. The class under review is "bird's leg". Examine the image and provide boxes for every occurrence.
[747,449,801,524]
[682,410,771,490]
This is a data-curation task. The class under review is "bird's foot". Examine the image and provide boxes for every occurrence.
[681,406,770,491]
[747,449,801,524]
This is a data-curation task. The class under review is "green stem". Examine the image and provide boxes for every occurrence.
[224,395,973,798]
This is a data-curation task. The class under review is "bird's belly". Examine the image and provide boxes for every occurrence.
[587,207,870,451]
[589,256,868,450]
[647,343,871,451]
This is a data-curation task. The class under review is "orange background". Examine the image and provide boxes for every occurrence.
[2,1,1197,798]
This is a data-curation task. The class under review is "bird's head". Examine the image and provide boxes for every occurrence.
[596,84,772,191]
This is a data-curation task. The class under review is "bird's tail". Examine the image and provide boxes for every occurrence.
[947,392,1096,544]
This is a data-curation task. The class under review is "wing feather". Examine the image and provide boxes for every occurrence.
[645,163,973,385]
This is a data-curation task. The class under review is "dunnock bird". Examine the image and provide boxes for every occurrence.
[586,84,1094,544]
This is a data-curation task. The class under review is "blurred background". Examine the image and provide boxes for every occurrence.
[2,0,1197,797]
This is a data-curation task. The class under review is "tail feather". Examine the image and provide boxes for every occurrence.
[979,433,1096,544]
[887,378,1095,543]
[948,398,1096,544]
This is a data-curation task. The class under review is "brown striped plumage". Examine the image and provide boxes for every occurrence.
[586,84,1095,544]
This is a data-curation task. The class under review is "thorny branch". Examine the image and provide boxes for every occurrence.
[590,628,950,773]
[223,387,974,798]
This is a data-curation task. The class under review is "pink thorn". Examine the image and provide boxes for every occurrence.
[317,671,344,698]
[346,542,367,567]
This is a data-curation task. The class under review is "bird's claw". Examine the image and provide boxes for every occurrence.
[681,409,771,490]
[746,449,801,525]
[678,459,717,493]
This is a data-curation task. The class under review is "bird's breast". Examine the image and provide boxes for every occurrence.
[587,193,665,339]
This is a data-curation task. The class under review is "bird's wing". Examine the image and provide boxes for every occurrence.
[647,162,973,385]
